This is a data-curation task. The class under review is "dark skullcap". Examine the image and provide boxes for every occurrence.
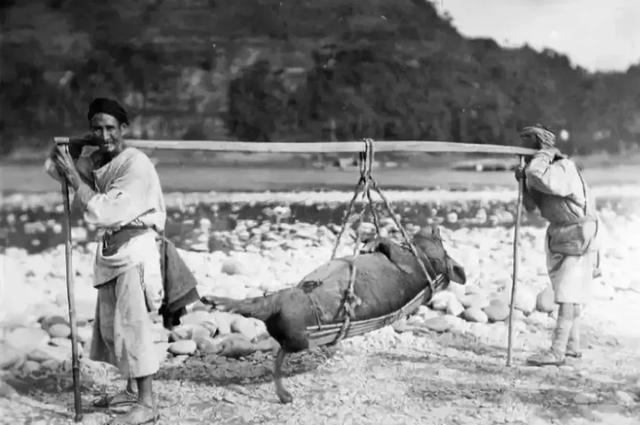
[519,125,556,148]
[87,98,129,125]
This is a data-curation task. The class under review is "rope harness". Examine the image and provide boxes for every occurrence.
[328,139,439,345]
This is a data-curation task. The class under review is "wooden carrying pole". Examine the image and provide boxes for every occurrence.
[52,138,537,156]
[507,155,526,366]
[56,141,83,421]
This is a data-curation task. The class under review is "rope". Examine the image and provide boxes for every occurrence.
[329,138,442,345]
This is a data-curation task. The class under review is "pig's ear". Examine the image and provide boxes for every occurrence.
[446,257,466,284]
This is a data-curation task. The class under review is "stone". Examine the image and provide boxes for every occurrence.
[536,286,555,313]
[0,343,25,370]
[6,327,50,351]
[483,299,510,322]
[447,282,466,301]
[169,324,195,342]
[28,345,70,363]
[414,305,441,321]
[514,287,537,314]
[253,337,280,352]
[230,316,266,341]
[221,259,244,276]
[168,340,197,356]
[462,307,488,323]
[76,326,93,343]
[574,393,598,405]
[614,390,635,406]
[429,291,457,311]
[40,359,62,371]
[525,311,554,328]
[459,293,490,310]
[195,337,223,355]
[446,298,464,317]
[423,317,453,333]
[40,315,69,331]
[190,325,212,341]
[47,323,71,339]
[179,311,215,326]
[21,360,41,375]
[210,311,233,335]
[446,212,458,224]
[216,334,256,358]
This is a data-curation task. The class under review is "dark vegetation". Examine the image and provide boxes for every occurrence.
[1,0,639,156]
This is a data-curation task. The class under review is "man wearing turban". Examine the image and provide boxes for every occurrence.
[46,98,164,424]
[516,124,600,366]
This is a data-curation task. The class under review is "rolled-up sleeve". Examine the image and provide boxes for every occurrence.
[79,156,153,228]
[525,152,575,197]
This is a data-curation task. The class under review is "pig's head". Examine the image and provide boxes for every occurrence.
[412,225,466,287]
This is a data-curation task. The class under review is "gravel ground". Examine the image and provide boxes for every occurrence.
[1,189,639,425]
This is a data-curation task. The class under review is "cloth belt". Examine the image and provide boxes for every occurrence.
[102,226,151,256]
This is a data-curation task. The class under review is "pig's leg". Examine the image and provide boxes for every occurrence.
[274,348,293,404]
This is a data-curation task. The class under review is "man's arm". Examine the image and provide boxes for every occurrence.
[77,155,156,228]
[524,149,575,197]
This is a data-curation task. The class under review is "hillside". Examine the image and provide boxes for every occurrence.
[1,0,639,155]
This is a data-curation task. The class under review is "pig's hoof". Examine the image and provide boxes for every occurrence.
[277,389,293,404]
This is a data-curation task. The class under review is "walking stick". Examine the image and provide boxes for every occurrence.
[56,139,83,421]
[507,155,526,367]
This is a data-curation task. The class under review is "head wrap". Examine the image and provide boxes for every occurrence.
[87,98,129,125]
[519,125,556,149]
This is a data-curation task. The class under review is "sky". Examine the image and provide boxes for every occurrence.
[434,0,640,72]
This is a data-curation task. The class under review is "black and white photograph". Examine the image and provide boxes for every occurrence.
[1,1,639,424]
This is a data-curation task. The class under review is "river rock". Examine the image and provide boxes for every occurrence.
[253,337,280,352]
[40,315,69,331]
[483,299,510,322]
[216,334,256,358]
[414,305,441,321]
[462,307,488,323]
[21,360,41,375]
[195,337,222,355]
[460,293,490,310]
[168,340,197,356]
[190,325,212,341]
[230,316,267,341]
[514,287,537,314]
[574,392,598,404]
[47,323,71,339]
[169,324,195,342]
[446,298,465,317]
[614,390,636,406]
[429,291,457,311]
[0,344,24,370]
[6,327,50,351]
[40,359,62,371]
[76,326,93,343]
[536,286,555,313]
[210,311,233,335]
[179,311,216,326]
[447,282,466,300]
[28,344,70,363]
[423,316,453,333]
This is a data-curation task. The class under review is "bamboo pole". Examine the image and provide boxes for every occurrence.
[54,137,537,156]
[56,141,83,421]
[507,155,526,367]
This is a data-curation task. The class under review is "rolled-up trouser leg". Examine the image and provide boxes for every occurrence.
[566,303,582,357]
[527,302,574,366]
[551,303,574,358]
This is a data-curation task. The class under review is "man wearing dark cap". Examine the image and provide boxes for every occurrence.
[515,124,600,367]
[46,98,164,424]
